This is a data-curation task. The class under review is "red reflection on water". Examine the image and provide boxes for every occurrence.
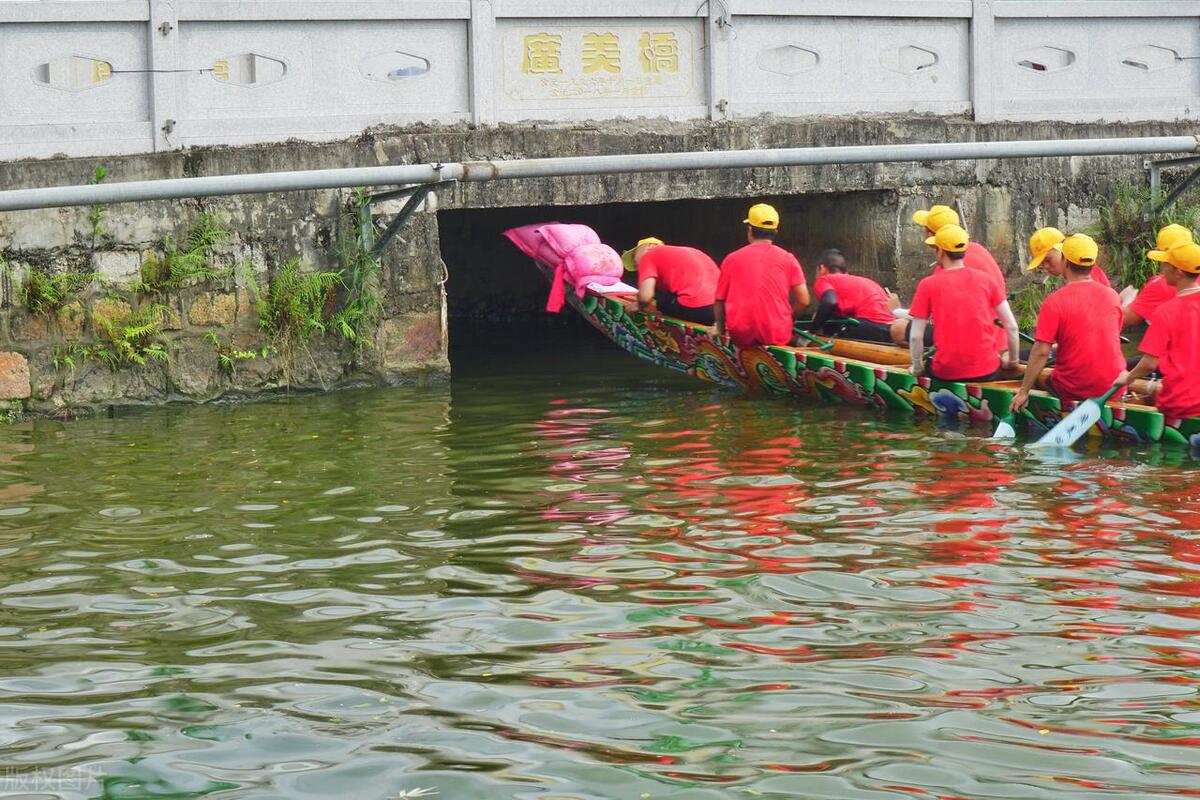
[510,396,1200,789]
[912,451,1017,508]
[878,784,930,795]
[726,642,813,657]
[532,402,822,592]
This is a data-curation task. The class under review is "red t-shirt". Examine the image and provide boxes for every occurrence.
[637,245,719,308]
[935,242,1007,351]
[1092,264,1112,288]
[963,242,1006,289]
[910,267,1004,380]
[812,272,894,325]
[1034,281,1124,401]
[1140,292,1200,420]
[716,242,806,348]
[932,242,1005,286]
[1129,275,1178,323]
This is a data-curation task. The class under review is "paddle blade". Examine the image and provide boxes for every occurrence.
[1032,399,1101,448]
[1031,385,1121,449]
[990,414,1017,440]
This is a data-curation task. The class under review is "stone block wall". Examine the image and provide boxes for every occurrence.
[0,183,449,417]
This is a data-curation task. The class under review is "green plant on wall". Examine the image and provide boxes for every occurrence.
[205,331,263,375]
[2,257,93,316]
[88,164,108,246]
[1011,278,1054,331]
[137,212,234,292]
[247,190,385,346]
[1091,183,1200,289]
[23,270,94,316]
[51,342,93,373]
[91,302,170,367]
[331,236,382,351]
[243,259,339,384]
[231,190,387,382]
[48,304,170,372]
[250,258,340,350]
[329,189,385,353]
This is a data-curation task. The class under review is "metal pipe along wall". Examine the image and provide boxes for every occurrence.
[0,135,1196,212]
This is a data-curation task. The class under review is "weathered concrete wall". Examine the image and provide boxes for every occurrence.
[0,115,1191,417]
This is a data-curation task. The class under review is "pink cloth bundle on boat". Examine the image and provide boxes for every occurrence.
[504,223,624,312]
[502,223,566,267]
[563,244,623,297]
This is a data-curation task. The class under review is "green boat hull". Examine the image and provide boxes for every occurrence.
[568,286,1191,446]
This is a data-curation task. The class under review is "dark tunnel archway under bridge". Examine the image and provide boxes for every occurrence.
[438,192,902,361]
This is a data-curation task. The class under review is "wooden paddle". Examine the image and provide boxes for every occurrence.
[1031,384,1123,448]
[991,413,1017,439]
[794,329,834,350]
[1018,329,1128,344]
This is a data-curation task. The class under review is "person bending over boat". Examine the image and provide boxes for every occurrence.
[907,204,1011,361]
[714,203,810,348]
[908,225,1019,382]
[1025,226,1121,291]
[1009,234,1125,413]
[622,236,719,325]
[1121,223,1191,329]
[1118,240,1200,419]
[810,248,896,343]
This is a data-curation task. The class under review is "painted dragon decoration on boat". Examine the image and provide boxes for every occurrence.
[566,283,1198,447]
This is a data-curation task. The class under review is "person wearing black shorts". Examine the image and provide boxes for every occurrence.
[810,249,903,345]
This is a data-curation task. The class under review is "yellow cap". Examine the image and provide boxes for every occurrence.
[743,203,780,231]
[1061,233,1098,268]
[912,204,960,234]
[621,237,664,271]
[1025,227,1066,271]
[1147,223,1195,260]
[1149,241,1200,273]
[924,224,970,253]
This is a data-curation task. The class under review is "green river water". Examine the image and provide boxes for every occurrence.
[1,319,1200,800]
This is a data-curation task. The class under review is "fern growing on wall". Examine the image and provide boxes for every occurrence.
[2,257,93,316]
[1090,184,1200,289]
[249,258,340,346]
[137,212,234,291]
[91,303,170,366]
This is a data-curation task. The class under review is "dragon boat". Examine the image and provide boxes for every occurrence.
[535,262,1200,447]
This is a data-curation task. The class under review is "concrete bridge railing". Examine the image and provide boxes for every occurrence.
[3,0,1199,161]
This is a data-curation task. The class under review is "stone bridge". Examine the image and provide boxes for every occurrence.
[0,1,1196,414]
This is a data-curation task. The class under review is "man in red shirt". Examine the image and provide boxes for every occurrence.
[903,205,1009,358]
[714,203,810,348]
[623,236,719,325]
[1122,223,1191,328]
[1010,233,1124,412]
[810,248,896,343]
[908,225,1019,382]
[1120,240,1200,420]
[914,205,1007,289]
[1024,226,1117,289]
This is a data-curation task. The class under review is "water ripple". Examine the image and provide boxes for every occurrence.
[1,340,1199,799]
